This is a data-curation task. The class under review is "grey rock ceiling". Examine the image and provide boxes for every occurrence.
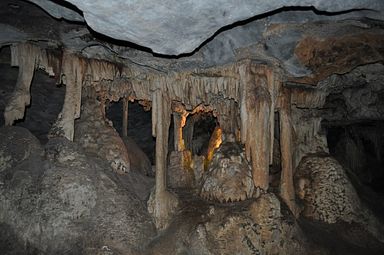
[26,0,384,55]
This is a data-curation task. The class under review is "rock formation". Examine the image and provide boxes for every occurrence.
[1,0,384,254]
[200,140,254,203]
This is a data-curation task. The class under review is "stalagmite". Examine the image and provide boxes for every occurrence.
[49,52,83,141]
[148,85,179,230]
[122,97,129,137]
[240,63,272,192]
[279,88,297,216]
[4,44,37,125]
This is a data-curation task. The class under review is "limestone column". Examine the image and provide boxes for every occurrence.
[239,63,272,192]
[148,87,179,230]
[250,82,271,191]
[49,52,83,141]
[154,88,169,193]
[279,88,297,215]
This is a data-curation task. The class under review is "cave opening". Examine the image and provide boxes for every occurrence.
[183,111,218,157]
[14,69,65,144]
[324,121,384,193]
[106,99,155,164]
[0,46,16,126]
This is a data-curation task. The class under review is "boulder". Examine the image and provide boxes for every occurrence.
[0,136,156,254]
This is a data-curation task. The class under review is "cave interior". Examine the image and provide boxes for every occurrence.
[0,0,384,254]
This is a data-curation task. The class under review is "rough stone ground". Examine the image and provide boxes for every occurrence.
[145,188,384,255]
[145,190,310,255]
[1,127,384,254]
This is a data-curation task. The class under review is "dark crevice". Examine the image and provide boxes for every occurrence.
[324,121,384,194]
[14,70,65,144]
[183,112,218,157]
[106,100,155,164]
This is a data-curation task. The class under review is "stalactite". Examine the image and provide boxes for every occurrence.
[151,86,158,137]
[49,52,84,141]
[279,88,297,216]
[4,44,37,125]
[266,70,280,163]
[291,111,329,169]
[291,88,327,108]
[239,63,249,146]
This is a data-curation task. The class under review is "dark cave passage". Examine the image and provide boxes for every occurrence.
[0,46,65,143]
[270,112,282,190]
[183,111,218,157]
[324,121,384,193]
[106,99,155,164]
[14,69,65,144]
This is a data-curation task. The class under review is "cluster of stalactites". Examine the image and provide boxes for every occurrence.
[4,43,57,126]
[3,42,299,215]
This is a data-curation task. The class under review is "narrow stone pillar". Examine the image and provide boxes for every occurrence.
[250,84,271,191]
[279,88,297,216]
[49,52,83,141]
[4,44,37,125]
[148,87,179,230]
[122,97,129,137]
[154,88,169,193]
[239,63,272,192]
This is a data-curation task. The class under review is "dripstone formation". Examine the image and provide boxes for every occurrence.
[1,0,384,254]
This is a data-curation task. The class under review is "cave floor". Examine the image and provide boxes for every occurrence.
[146,188,384,255]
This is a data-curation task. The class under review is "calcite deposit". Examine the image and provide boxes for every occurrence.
[0,0,384,254]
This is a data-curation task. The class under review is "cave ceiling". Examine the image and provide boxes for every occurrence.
[1,0,384,84]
